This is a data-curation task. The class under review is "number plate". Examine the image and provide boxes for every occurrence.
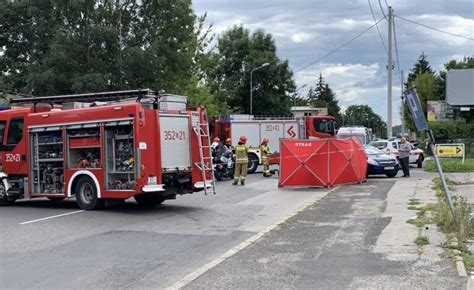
[384,167,395,170]
[148,176,157,185]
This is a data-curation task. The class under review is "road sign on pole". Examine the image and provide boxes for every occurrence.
[403,87,454,216]
[403,88,428,131]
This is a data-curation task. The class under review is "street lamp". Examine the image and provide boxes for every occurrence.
[292,84,307,106]
[250,62,270,115]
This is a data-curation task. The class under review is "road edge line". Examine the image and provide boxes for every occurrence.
[19,210,85,225]
[167,186,339,290]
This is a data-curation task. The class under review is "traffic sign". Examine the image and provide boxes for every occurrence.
[435,143,465,162]
[403,88,428,131]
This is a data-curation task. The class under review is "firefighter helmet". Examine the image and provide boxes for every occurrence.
[239,135,247,143]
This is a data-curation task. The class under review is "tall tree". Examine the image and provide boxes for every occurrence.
[206,26,296,115]
[0,0,200,96]
[405,52,434,89]
[343,105,387,139]
[402,53,436,132]
[307,74,341,122]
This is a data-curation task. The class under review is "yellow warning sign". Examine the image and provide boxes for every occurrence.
[435,144,465,158]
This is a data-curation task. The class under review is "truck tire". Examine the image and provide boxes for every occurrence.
[0,183,15,206]
[417,155,424,168]
[247,153,259,174]
[134,194,166,207]
[75,176,104,210]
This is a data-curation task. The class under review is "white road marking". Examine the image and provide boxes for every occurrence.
[19,210,85,225]
[167,186,339,290]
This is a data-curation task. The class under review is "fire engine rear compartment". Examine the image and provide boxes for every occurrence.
[29,120,138,196]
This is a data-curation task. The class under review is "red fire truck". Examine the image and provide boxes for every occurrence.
[212,115,336,172]
[0,90,214,210]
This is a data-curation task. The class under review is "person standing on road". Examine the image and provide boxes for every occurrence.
[233,136,249,185]
[399,137,411,177]
[260,138,272,177]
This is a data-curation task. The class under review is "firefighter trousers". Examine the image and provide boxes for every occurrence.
[234,162,248,184]
[262,157,271,177]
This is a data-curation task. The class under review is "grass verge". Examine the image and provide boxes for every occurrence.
[431,177,474,271]
[424,158,474,173]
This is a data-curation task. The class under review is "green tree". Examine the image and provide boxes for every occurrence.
[403,53,436,132]
[207,26,296,115]
[343,105,387,139]
[405,52,434,89]
[0,0,200,97]
[307,74,341,122]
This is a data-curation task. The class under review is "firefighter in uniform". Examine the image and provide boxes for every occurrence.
[233,136,249,185]
[260,137,272,177]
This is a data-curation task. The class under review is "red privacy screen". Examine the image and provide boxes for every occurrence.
[278,138,367,188]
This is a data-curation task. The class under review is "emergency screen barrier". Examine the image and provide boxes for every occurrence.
[278,138,367,187]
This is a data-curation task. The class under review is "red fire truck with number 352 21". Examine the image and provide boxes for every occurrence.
[0,89,215,210]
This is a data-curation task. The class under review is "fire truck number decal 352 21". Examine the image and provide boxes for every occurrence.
[5,153,21,162]
[163,130,186,141]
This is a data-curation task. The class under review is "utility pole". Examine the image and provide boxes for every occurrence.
[401,69,406,136]
[387,6,393,138]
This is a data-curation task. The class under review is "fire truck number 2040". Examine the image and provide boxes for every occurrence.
[5,153,21,162]
[265,124,280,132]
[163,130,186,141]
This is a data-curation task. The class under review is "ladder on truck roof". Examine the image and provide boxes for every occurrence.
[193,121,216,195]
[10,89,159,105]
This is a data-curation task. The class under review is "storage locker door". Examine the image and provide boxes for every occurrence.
[159,115,191,170]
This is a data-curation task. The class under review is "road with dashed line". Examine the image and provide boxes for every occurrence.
[0,168,465,289]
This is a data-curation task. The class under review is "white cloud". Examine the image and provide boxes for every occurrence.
[291,32,314,44]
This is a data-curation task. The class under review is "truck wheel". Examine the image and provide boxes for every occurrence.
[247,153,259,174]
[134,194,166,207]
[0,183,15,206]
[75,176,104,210]
[417,156,424,168]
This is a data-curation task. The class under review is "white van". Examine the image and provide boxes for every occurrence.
[336,127,373,145]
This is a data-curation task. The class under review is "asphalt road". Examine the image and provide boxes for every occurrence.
[0,172,329,289]
[0,167,463,289]
[186,169,466,289]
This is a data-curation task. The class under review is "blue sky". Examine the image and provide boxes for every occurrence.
[193,0,474,125]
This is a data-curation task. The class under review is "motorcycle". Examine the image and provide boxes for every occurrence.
[213,148,235,181]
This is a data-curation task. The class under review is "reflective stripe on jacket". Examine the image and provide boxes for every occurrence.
[260,144,271,160]
[235,144,249,163]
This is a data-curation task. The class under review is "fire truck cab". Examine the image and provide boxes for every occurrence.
[0,90,214,209]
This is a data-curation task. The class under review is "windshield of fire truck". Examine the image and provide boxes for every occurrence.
[313,119,335,135]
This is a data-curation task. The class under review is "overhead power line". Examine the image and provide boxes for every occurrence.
[295,17,385,73]
[395,15,474,41]
[393,16,403,87]
[368,0,387,52]
[378,0,387,20]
